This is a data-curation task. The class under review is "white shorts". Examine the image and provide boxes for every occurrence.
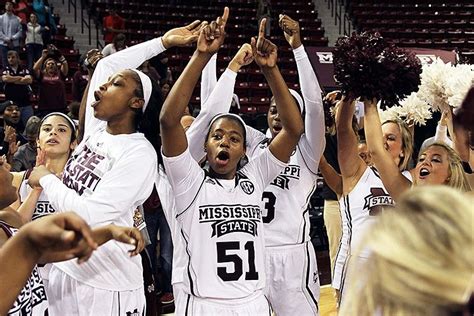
[264,242,320,316]
[47,266,146,316]
[175,290,270,316]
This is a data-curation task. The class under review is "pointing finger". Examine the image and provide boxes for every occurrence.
[258,18,266,39]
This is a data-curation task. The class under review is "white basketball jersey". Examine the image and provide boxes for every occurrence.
[163,148,286,299]
[0,221,48,316]
[18,170,56,221]
[251,140,318,246]
[156,168,187,285]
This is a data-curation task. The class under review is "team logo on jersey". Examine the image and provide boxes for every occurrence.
[199,204,262,237]
[270,164,301,190]
[363,188,394,215]
[240,180,254,194]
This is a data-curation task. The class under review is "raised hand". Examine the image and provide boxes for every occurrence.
[4,125,16,143]
[251,18,278,68]
[279,14,302,49]
[228,43,254,72]
[162,20,203,49]
[197,7,229,55]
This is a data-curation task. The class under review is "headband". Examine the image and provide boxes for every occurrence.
[209,113,247,130]
[289,89,304,114]
[41,112,77,133]
[130,69,152,113]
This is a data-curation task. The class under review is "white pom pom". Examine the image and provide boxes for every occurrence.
[418,58,474,111]
[445,64,474,108]
[399,92,433,126]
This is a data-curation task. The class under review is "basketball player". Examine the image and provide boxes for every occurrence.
[159,16,303,314]
[26,20,205,315]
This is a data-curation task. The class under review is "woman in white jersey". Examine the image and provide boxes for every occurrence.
[159,14,303,314]
[158,42,262,311]
[26,21,203,315]
[242,15,325,315]
[182,15,325,314]
[363,98,471,197]
[9,112,77,295]
[331,93,414,305]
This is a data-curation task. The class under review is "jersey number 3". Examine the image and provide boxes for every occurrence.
[262,191,276,223]
[216,241,258,282]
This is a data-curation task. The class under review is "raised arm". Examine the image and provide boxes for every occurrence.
[280,14,325,172]
[434,110,453,146]
[187,43,253,161]
[33,49,48,78]
[334,92,366,193]
[160,8,229,158]
[364,99,411,200]
[84,21,203,140]
[200,52,217,105]
[252,18,303,162]
[319,155,342,198]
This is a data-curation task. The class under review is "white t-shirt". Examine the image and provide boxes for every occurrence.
[40,125,157,291]
[163,147,286,299]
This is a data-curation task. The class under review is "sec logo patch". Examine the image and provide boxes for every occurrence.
[240,180,255,195]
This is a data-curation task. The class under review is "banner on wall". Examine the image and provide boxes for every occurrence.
[306,47,457,90]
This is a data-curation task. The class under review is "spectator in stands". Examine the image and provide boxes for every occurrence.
[102,8,125,45]
[71,53,89,102]
[11,115,39,171]
[66,101,79,123]
[0,101,25,162]
[101,32,126,57]
[25,12,44,71]
[32,0,56,45]
[138,60,159,84]
[2,50,33,125]
[161,81,171,99]
[33,46,68,115]
[0,2,23,68]
[151,53,172,85]
[13,0,31,26]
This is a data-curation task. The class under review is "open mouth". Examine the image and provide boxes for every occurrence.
[92,90,102,107]
[216,151,230,167]
[419,167,430,178]
[272,123,282,133]
[46,138,59,145]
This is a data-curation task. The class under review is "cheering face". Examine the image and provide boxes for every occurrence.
[92,70,142,122]
[0,159,17,208]
[37,116,74,157]
[415,145,450,186]
[205,117,246,179]
[267,100,281,138]
[381,122,404,166]
[3,105,20,125]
